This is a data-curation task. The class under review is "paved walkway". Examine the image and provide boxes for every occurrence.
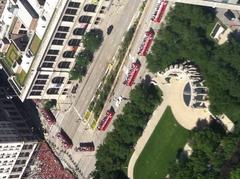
[128,73,212,179]
[156,74,211,130]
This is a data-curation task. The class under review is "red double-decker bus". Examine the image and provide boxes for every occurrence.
[98,107,115,131]
[138,30,155,56]
[124,61,141,87]
[151,0,168,23]
[56,129,73,149]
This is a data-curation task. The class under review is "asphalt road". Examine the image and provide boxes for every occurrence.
[55,0,142,136]
[73,0,174,177]
[47,0,173,178]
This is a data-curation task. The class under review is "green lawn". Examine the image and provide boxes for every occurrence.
[5,43,20,66]
[134,107,189,179]
[29,34,41,55]
[15,69,27,87]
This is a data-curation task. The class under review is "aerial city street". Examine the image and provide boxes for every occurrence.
[0,0,240,179]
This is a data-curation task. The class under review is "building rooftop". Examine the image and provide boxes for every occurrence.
[20,0,39,18]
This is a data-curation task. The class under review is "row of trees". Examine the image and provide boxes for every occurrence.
[70,50,93,80]
[146,4,240,178]
[93,82,162,179]
[70,29,103,80]
[91,25,138,118]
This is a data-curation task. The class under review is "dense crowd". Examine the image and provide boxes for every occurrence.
[34,142,75,179]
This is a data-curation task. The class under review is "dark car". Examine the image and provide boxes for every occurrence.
[224,10,236,21]
[107,25,114,35]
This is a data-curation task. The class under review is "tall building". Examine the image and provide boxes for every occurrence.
[0,87,38,179]
[0,0,111,101]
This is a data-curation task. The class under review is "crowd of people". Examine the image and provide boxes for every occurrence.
[34,142,75,179]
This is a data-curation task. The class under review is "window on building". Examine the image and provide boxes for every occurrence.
[68,39,81,46]
[47,88,59,95]
[1,100,11,105]
[23,145,33,150]
[65,8,77,15]
[68,2,80,8]
[58,62,71,69]
[41,62,53,68]
[37,74,49,79]
[79,15,92,23]
[52,39,64,45]
[84,4,97,12]
[30,91,41,96]
[16,123,26,128]
[35,80,46,84]
[55,33,67,39]
[44,56,57,62]
[63,51,75,58]
[58,26,70,32]
[9,111,18,116]
[73,28,86,36]
[62,15,74,22]
[19,30,27,34]
[52,77,65,84]
[47,49,59,55]
[32,86,44,90]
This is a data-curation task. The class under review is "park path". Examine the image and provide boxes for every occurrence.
[127,100,168,179]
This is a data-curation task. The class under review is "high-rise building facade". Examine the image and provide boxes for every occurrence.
[0,87,38,179]
[0,0,110,101]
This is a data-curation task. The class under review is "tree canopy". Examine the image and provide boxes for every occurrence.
[70,49,93,80]
[93,83,162,179]
[147,4,240,122]
[146,4,240,178]
[82,29,104,53]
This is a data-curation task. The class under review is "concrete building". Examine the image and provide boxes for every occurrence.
[0,0,111,101]
[0,87,38,179]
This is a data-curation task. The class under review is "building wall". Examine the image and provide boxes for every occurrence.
[28,0,109,100]
[0,88,38,179]
[0,0,110,101]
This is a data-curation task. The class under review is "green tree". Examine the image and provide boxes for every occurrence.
[76,49,93,66]
[44,99,56,109]
[230,167,240,179]
[82,29,103,52]
[130,84,161,114]
[93,83,162,178]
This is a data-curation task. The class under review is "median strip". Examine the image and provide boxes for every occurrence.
[87,5,145,130]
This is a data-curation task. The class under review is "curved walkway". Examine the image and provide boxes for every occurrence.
[128,100,167,179]
[128,73,212,179]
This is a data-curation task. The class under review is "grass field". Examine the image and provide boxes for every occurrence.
[6,43,20,66]
[15,69,27,87]
[133,107,189,179]
[29,34,41,55]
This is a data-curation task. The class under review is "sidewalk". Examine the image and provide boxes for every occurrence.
[128,101,168,179]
